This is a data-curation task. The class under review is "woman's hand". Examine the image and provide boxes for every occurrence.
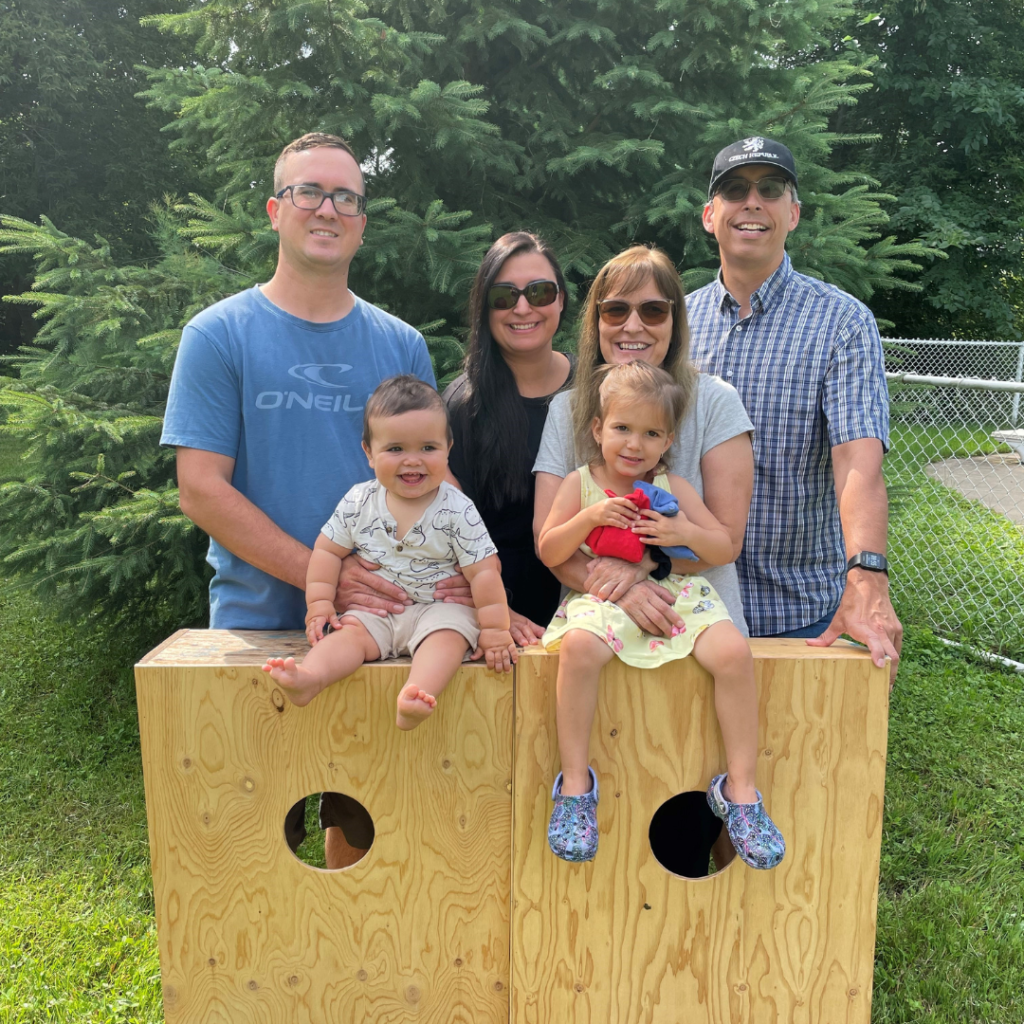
[615,580,683,637]
[632,508,692,548]
[584,555,651,604]
[589,496,640,530]
[509,609,546,647]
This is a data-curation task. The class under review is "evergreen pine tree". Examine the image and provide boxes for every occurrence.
[1,0,932,623]
[0,0,203,355]
[835,0,1024,340]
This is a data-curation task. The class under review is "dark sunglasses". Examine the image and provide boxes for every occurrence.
[487,279,560,310]
[715,175,790,202]
[597,298,674,327]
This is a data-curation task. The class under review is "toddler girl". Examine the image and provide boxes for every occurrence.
[538,361,784,868]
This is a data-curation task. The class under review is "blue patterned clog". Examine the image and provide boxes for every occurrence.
[706,773,785,870]
[548,766,599,862]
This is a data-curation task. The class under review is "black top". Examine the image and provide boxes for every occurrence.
[442,361,573,627]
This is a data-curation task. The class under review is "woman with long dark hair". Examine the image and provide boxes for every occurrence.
[443,232,573,644]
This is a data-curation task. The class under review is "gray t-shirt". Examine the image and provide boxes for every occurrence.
[533,373,754,635]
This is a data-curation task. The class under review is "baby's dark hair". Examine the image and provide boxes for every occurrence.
[362,375,451,445]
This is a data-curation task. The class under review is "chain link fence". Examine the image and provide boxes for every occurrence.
[883,338,1024,660]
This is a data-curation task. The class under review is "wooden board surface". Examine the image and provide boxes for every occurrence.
[511,645,889,1024]
[137,633,887,1024]
[138,629,316,666]
[136,638,512,1024]
[137,632,874,668]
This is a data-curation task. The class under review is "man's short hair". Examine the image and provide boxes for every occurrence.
[273,132,363,193]
[362,375,451,445]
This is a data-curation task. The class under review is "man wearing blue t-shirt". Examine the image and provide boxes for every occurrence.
[162,132,435,866]
[687,137,902,685]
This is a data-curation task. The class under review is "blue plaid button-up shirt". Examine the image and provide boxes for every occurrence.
[686,254,889,636]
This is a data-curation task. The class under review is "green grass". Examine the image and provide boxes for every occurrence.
[0,589,167,1024]
[873,629,1024,1023]
[887,424,1003,473]
[1,583,1023,1022]
[886,423,1024,660]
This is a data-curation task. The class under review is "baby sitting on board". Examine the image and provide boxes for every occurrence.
[263,375,517,728]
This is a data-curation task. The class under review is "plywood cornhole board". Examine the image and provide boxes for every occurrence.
[513,642,889,1024]
[135,629,513,1024]
[136,632,888,1024]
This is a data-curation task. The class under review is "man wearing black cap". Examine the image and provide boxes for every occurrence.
[687,136,901,684]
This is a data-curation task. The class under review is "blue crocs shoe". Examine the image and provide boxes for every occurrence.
[548,767,599,862]
[706,773,785,870]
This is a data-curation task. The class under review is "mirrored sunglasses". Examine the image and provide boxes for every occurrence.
[597,299,674,327]
[486,280,560,310]
[715,176,790,202]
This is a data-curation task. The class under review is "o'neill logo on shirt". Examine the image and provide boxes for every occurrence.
[288,363,353,388]
[255,362,364,412]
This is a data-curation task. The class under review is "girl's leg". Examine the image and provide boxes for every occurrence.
[556,629,615,795]
[397,629,470,730]
[263,620,380,707]
[691,621,758,804]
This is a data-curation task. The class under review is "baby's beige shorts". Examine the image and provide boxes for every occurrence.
[341,602,480,661]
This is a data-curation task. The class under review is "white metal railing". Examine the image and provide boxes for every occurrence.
[886,372,1024,394]
[885,336,1024,425]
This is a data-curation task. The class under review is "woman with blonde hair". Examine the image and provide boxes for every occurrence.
[535,244,753,640]
[568,246,697,468]
[533,244,755,877]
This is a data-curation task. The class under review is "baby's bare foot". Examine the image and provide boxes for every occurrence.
[396,683,437,730]
[262,657,323,707]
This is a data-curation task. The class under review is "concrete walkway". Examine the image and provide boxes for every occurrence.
[924,454,1024,525]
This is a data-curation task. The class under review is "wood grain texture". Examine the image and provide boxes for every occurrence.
[135,631,512,1024]
[138,633,888,1024]
[511,640,889,1024]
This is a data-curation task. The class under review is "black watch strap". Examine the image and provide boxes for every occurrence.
[847,551,888,574]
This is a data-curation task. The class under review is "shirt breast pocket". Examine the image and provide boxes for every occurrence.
[747,371,824,452]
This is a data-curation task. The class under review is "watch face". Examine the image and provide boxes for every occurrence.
[852,552,887,571]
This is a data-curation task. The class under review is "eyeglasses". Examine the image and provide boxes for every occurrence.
[275,184,367,216]
[597,299,674,326]
[715,176,790,202]
[486,279,560,310]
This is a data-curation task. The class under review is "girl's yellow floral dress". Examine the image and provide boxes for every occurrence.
[541,466,733,668]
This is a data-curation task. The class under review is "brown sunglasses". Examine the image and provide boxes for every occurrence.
[597,298,674,327]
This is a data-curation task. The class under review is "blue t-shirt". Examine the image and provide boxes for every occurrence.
[161,286,436,629]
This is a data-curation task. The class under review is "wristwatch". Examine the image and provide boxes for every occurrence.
[846,551,888,574]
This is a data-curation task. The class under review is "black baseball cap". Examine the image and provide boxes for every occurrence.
[708,137,798,199]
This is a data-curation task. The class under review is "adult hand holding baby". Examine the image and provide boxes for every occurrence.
[334,554,413,617]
